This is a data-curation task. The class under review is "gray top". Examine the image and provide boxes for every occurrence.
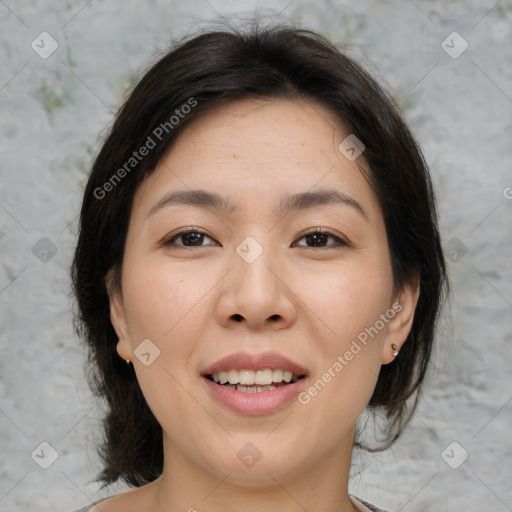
[71,497,110,512]
[356,497,390,511]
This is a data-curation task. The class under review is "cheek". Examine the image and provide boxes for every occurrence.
[119,258,211,414]
[119,261,212,439]
[294,260,392,423]
[121,257,211,342]
[299,258,394,346]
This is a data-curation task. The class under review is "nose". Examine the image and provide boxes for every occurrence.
[216,237,297,331]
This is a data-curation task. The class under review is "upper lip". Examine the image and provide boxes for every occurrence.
[202,351,308,376]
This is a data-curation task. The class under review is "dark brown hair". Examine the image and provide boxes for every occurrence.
[71,21,448,488]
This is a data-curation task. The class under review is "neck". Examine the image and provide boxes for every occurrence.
[148,429,358,512]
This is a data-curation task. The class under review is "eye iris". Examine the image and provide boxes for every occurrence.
[184,232,203,246]
[307,233,328,247]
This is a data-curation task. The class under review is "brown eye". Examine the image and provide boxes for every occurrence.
[293,229,348,248]
[164,229,217,247]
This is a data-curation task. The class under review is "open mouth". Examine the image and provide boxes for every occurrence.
[205,368,306,393]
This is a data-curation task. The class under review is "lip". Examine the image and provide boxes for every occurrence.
[202,375,307,415]
[201,351,308,376]
[201,351,309,415]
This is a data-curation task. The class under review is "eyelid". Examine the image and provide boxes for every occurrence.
[162,226,350,248]
[294,227,350,247]
[162,227,218,246]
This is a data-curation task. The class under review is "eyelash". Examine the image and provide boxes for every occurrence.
[294,228,349,248]
[163,227,349,249]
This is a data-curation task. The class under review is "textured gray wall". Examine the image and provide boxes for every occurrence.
[1,1,511,511]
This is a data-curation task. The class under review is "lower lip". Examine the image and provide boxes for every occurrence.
[202,376,307,415]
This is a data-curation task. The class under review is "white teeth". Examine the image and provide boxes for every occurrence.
[210,368,302,386]
[237,384,277,393]
[238,369,255,385]
[227,369,239,384]
[255,369,273,385]
[272,369,284,382]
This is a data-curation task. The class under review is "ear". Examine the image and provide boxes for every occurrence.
[382,275,420,364]
[105,268,132,361]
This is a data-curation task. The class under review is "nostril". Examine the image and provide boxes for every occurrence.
[231,314,280,322]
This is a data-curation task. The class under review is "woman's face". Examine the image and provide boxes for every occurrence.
[109,98,417,486]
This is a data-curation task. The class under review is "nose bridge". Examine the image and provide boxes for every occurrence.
[225,233,293,327]
[234,234,279,294]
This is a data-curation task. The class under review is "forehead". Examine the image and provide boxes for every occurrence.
[132,98,382,224]
[179,98,341,161]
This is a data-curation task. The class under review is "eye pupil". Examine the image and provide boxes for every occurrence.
[307,233,328,247]
[184,232,203,246]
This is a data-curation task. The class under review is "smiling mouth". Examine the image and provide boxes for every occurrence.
[205,368,306,393]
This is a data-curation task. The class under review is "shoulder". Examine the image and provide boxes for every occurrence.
[72,486,152,512]
[70,494,120,512]
[69,501,109,512]
[352,495,391,512]
[74,494,390,512]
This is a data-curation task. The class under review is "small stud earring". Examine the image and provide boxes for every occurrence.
[392,344,399,357]
[126,359,131,365]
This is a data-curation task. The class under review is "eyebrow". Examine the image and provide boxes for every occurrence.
[147,188,367,220]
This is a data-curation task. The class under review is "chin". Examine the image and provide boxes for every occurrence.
[218,459,304,488]
[200,439,311,487]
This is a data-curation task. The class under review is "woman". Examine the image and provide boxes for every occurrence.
[71,22,448,512]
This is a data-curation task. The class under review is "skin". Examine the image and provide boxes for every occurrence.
[98,98,419,512]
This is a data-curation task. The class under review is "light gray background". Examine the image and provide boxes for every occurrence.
[1,1,511,511]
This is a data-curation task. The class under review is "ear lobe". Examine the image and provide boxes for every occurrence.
[382,276,420,364]
[105,268,132,360]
